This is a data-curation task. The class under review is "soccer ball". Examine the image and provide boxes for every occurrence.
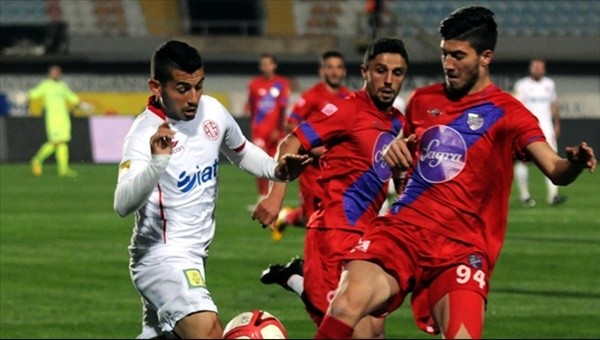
[222,309,287,339]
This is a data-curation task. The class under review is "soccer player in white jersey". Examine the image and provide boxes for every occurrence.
[113,40,310,339]
[513,59,566,206]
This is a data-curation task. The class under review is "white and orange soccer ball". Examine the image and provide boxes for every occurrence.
[222,309,287,339]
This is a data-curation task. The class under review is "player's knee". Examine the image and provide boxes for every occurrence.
[173,311,223,339]
[353,316,385,339]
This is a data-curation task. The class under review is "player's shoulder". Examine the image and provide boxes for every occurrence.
[490,86,530,112]
[199,95,230,118]
[200,94,225,108]
[541,76,556,86]
[409,83,444,103]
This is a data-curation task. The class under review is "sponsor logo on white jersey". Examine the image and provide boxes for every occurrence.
[177,159,219,193]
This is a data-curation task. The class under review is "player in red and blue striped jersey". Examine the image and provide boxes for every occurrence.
[253,37,410,338]
[268,50,352,241]
[245,53,290,202]
[316,6,596,339]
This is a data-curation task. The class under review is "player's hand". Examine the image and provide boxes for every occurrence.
[384,134,417,171]
[566,142,596,173]
[150,122,174,155]
[274,154,313,182]
[78,101,94,114]
[252,194,283,228]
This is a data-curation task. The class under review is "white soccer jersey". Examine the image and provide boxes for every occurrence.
[513,76,557,143]
[115,95,278,260]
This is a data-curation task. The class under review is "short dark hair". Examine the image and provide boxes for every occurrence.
[439,6,497,54]
[261,53,277,64]
[151,40,203,83]
[362,37,409,67]
[321,50,345,64]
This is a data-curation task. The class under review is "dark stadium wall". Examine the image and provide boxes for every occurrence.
[0,117,598,164]
[2,117,92,163]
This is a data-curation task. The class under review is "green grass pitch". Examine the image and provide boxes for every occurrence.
[1,162,598,338]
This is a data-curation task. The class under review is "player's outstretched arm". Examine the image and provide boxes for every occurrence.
[528,141,596,186]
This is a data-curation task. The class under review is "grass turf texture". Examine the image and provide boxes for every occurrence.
[1,162,598,338]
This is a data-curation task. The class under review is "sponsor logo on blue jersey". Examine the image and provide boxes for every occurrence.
[177,159,219,193]
[417,125,466,183]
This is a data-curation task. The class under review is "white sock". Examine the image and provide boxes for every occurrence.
[546,176,559,203]
[514,161,531,200]
[286,274,304,296]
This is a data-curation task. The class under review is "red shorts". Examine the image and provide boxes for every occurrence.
[303,228,362,323]
[298,164,323,220]
[345,216,490,334]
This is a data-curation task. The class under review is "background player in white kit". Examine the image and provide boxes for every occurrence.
[113,40,310,339]
[513,59,566,206]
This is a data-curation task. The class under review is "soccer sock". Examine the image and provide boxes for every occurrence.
[444,290,484,339]
[314,315,354,339]
[545,177,559,203]
[514,161,531,200]
[56,143,70,174]
[32,142,56,163]
[286,274,304,296]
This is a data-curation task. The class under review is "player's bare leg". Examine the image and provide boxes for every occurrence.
[316,260,399,338]
[354,314,385,339]
[432,290,485,339]
[173,311,223,339]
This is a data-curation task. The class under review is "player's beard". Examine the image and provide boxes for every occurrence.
[325,76,342,90]
[371,89,396,111]
[445,67,479,100]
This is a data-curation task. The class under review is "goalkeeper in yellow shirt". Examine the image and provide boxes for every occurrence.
[29,65,86,177]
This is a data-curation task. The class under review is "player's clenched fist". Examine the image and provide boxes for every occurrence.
[150,122,175,155]
[384,134,417,171]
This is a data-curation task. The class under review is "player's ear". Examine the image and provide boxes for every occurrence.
[480,50,493,67]
[148,78,161,96]
[360,64,368,80]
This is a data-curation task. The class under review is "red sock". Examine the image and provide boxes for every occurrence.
[287,207,304,226]
[444,290,484,338]
[314,315,354,339]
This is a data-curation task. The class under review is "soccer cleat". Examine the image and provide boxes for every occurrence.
[59,169,78,178]
[271,207,293,242]
[550,195,567,206]
[31,160,42,176]
[521,197,536,207]
[260,256,304,292]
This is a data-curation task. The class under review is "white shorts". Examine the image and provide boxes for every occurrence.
[130,248,218,338]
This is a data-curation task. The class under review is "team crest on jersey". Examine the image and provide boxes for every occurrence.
[468,254,483,269]
[321,103,338,116]
[183,268,205,289]
[417,125,467,183]
[467,113,484,130]
[203,120,219,140]
[427,108,442,116]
